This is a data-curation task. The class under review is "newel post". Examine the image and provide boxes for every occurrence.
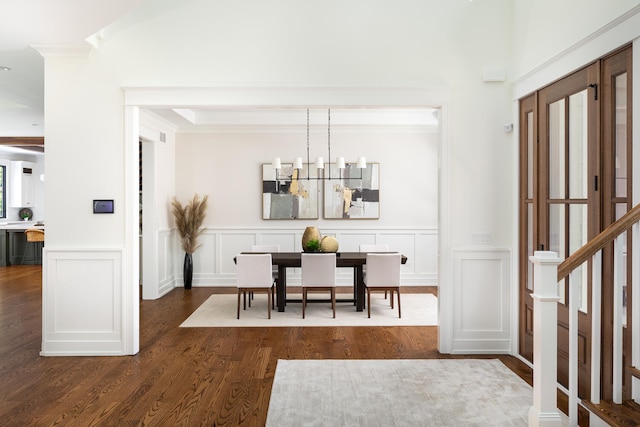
[529,251,563,427]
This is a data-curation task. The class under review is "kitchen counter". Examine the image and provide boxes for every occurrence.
[0,221,44,230]
[0,223,45,266]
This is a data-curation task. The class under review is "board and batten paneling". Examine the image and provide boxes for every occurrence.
[451,248,511,354]
[42,249,128,356]
[170,228,438,287]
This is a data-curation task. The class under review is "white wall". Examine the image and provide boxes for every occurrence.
[175,128,438,228]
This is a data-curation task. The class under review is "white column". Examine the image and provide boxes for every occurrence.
[528,251,563,427]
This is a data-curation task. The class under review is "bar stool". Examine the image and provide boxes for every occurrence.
[21,228,44,265]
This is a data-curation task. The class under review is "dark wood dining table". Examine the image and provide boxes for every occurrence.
[240,252,408,312]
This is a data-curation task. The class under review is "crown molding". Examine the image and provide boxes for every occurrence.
[30,44,93,58]
[514,4,640,98]
[174,124,439,135]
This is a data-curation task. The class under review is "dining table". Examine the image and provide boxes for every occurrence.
[240,251,408,312]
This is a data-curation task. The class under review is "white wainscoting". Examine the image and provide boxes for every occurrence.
[42,248,126,356]
[451,248,512,354]
[157,229,176,297]
[170,227,438,288]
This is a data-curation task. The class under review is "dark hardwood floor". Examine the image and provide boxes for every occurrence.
[0,265,532,426]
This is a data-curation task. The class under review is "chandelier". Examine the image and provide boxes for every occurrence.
[272,109,366,180]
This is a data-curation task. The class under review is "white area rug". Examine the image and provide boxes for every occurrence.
[266,359,532,426]
[180,293,437,327]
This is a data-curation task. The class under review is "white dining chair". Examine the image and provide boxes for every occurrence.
[364,252,402,318]
[301,253,337,319]
[248,244,280,307]
[236,253,275,319]
[359,243,390,300]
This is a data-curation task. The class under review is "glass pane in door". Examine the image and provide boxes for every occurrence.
[615,73,628,198]
[616,204,628,327]
[528,111,534,198]
[527,203,534,291]
[549,203,566,304]
[569,204,588,312]
[549,99,566,199]
[568,90,588,199]
[614,73,628,327]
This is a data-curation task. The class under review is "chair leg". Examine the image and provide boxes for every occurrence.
[237,290,241,319]
[390,289,394,309]
[271,285,275,310]
[302,288,306,319]
[267,288,271,319]
[331,288,336,318]
[367,288,371,318]
[353,277,357,306]
[396,288,401,318]
[21,242,32,265]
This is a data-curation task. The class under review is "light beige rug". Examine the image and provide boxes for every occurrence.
[180,292,437,327]
[266,359,532,426]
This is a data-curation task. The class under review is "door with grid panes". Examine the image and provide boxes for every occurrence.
[519,46,633,401]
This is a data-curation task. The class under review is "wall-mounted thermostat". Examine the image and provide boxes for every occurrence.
[93,199,114,214]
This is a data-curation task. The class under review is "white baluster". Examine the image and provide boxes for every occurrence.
[613,236,624,404]
[633,223,640,403]
[591,251,602,404]
[569,271,579,426]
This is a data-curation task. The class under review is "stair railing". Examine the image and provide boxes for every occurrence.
[530,203,640,427]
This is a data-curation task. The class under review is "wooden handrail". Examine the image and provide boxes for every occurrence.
[558,203,640,281]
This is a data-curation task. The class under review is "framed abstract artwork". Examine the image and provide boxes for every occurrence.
[323,162,379,219]
[262,163,319,219]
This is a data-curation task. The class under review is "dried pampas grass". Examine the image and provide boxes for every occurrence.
[171,194,209,254]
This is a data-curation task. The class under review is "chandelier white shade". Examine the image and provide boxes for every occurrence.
[271,109,366,180]
[272,157,281,170]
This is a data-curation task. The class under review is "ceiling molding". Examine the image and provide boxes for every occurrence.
[125,86,451,108]
[0,136,44,145]
[174,124,439,135]
[30,44,93,58]
[0,136,44,153]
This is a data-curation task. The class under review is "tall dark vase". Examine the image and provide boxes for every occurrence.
[183,252,193,289]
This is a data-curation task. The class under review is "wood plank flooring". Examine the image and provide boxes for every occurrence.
[0,265,532,426]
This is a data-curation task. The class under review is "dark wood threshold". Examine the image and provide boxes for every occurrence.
[582,399,640,427]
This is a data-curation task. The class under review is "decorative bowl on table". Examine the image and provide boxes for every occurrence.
[320,236,339,253]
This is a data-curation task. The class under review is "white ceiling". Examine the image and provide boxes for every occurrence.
[0,1,438,142]
[0,0,146,137]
